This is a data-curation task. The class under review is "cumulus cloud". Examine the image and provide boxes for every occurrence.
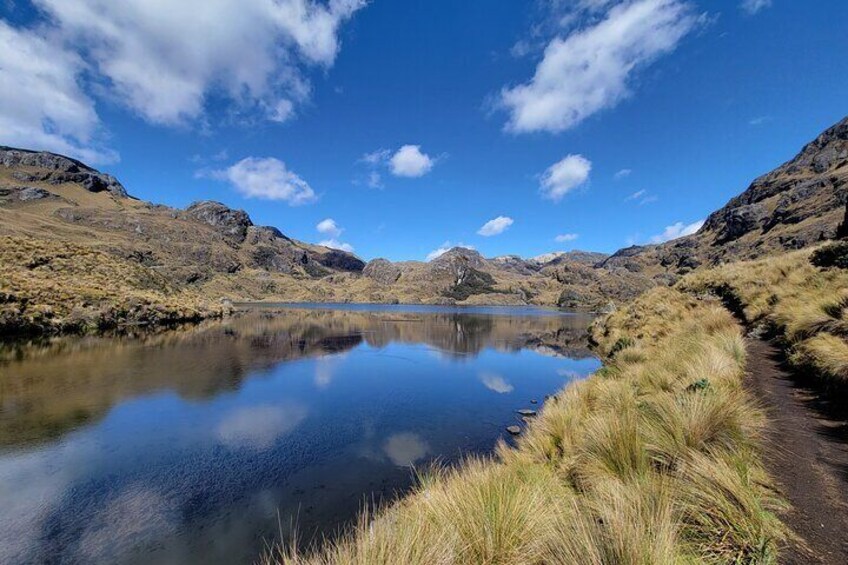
[316,218,342,237]
[540,154,591,201]
[389,145,434,177]
[500,0,700,133]
[30,0,365,126]
[477,216,514,237]
[0,1,363,158]
[357,145,436,184]
[212,157,316,204]
[740,0,771,15]
[426,241,475,261]
[319,238,354,253]
[0,21,115,164]
[315,218,354,251]
[649,218,704,243]
[555,233,579,242]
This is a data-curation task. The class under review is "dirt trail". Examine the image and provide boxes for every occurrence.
[744,338,848,564]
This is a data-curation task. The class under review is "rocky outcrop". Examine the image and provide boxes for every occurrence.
[491,255,538,275]
[705,202,767,243]
[0,186,55,202]
[541,251,609,267]
[363,258,402,285]
[182,201,253,243]
[1,146,129,198]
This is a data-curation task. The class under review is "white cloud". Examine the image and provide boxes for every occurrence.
[27,0,364,126]
[614,168,632,179]
[1,0,364,160]
[360,149,391,164]
[213,157,316,204]
[316,218,342,237]
[500,0,700,133]
[740,0,771,15]
[649,218,704,243]
[426,241,475,261]
[625,189,658,205]
[316,219,354,252]
[358,145,436,183]
[555,233,579,242]
[0,21,116,164]
[479,372,514,394]
[477,216,514,237]
[319,238,354,253]
[390,145,434,177]
[367,171,383,189]
[749,116,772,126]
[540,154,591,201]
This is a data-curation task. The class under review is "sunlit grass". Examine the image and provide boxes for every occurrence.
[266,287,788,564]
[681,244,848,386]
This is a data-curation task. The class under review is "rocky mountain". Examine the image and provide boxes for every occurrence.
[599,116,848,279]
[1,115,846,334]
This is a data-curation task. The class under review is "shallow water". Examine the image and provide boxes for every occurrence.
[0,305,599,564]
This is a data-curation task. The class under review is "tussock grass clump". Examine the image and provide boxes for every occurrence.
[267,288,788,564]
[681,246,848,385]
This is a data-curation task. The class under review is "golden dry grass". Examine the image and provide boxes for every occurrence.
[264,288,788,565]
[681,245,848,385]
[0,235,220,334]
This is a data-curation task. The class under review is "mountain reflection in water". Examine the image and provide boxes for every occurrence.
[0,306,599,565]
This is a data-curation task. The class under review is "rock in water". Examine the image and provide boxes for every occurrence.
[517,409,537,417]
[506,425,521,436]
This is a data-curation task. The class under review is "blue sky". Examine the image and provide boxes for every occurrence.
[2,0,847,261]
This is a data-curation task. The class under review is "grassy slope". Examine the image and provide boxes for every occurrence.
[268,287,787,564]
[0,235,222,334]
[681,243,848,385]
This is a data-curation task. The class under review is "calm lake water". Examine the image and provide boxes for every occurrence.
[0,305,599,564]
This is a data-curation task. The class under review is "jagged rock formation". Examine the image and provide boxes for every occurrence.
[1,146,129,198]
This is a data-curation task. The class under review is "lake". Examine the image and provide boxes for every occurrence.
[0,305,599,564]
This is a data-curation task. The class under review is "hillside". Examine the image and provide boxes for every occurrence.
[600,116,848,278]
[1,116,846,334]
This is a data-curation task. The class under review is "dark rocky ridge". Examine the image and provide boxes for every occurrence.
[1,146,129,198]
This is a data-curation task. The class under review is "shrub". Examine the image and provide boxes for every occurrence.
[810,240,848,269]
